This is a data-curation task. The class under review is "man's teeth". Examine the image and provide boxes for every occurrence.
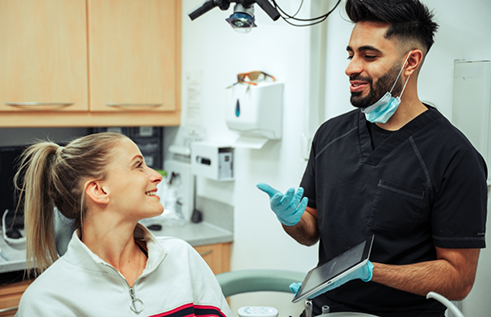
[146,192,156,196]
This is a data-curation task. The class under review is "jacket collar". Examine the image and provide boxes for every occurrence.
[63,223,168,276]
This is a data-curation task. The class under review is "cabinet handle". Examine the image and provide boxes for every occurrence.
[199,250,213,257]
[5,102,74,106]
[0,306,18,313]
[105,103,162,108]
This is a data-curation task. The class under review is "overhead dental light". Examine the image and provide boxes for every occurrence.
[188,0,342,33]
[188,0,280,33]
[225,3,257,34]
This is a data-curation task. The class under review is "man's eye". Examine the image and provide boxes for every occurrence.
[365,55,376,60]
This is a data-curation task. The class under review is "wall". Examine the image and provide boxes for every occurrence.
[177,0,491,316]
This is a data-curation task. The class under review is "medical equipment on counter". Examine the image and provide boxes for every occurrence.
[2,210,25,246]
[191,143,234,181]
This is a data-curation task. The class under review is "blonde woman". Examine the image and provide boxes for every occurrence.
[15,132,232,317]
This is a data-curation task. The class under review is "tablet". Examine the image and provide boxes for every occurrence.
[292,235,374,303]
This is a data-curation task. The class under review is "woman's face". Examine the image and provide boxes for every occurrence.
[102,138,163,221]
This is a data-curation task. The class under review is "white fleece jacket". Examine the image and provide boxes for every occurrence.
[18,224,232,317]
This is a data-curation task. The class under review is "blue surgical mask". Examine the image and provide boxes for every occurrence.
[362,51,412,124]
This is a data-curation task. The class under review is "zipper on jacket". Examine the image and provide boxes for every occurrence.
[129,287,144,314]
[102,263,145,315]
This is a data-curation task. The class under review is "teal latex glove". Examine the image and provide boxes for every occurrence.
[289,261,374,299]
[257,183,308,226]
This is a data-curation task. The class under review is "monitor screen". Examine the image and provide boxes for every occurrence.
[0,146,26,216]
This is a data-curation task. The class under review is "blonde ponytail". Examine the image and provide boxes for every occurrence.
[15,142,59,276]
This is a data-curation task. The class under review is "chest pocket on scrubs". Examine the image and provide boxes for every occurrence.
[368,180,425,232]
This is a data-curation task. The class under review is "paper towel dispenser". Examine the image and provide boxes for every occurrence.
[226,82,284,147]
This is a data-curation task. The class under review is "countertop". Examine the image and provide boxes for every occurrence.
[152,221,233,247]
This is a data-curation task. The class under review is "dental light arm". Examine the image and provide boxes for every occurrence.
[253,0,280,21]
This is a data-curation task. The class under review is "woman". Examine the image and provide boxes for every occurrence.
[15,132,232,316]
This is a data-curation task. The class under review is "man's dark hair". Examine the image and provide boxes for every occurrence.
[345,0,439,54]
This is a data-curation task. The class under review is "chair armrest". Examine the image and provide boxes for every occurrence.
[216,269,306,298]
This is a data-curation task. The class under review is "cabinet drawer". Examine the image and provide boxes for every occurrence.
[0,280,33,317]
[194,243,231,275]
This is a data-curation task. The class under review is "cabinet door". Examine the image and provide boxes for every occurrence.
[0,0,88,112]
[88,0,179,112]
[194,243,231,275]
[0,279,33,317]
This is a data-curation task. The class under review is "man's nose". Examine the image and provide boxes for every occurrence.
[345,57,363,77]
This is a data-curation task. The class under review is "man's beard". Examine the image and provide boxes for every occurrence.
[350,62,403,109]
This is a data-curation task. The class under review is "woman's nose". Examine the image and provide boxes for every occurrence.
[150,169,163,184]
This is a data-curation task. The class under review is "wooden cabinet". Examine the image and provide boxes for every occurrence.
[0,0,181,127]
[194,242,232,275]
[0,0,88,112]
[88,0,178,113]
[0,280,32,317]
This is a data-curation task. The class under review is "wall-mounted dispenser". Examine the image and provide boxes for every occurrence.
[225,82,284,149]
[191,142,234,181]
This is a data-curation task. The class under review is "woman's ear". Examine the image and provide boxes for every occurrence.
[405,50,424,76]
[85,180,110,205]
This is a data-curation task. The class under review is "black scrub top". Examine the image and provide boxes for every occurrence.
[300,106,488,315]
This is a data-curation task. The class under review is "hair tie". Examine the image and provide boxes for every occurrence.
[56,146,64,156]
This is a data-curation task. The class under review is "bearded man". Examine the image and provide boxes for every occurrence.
[257,0,488,316]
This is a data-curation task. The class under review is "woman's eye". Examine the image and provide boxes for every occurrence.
[137,162,144,168]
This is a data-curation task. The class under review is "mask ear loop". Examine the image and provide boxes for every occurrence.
[389,51,413,96]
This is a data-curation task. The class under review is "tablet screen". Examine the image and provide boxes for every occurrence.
[292,235,374,303]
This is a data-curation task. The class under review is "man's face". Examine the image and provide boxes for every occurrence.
[345,21,404,108]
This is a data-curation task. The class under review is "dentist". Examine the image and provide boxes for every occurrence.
[258,0,487,316]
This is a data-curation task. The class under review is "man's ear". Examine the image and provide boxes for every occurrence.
[405,50,424,76]
[85,180,110,205]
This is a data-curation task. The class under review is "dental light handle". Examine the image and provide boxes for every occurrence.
[426,292,464,317]
[255,0,280,20]
[188,0,231,21]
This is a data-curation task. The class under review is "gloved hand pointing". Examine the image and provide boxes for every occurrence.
[256,183,308,226]
[289,261,374,299]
